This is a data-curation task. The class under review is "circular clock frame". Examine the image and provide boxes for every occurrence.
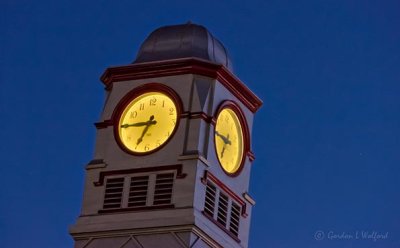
[214,101,250,177]
[113,83,183,156]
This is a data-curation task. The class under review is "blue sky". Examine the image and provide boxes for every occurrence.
[1,0,399,247]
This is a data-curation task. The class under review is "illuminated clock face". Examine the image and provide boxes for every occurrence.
[215,108,244,174]
[118,92,178,154]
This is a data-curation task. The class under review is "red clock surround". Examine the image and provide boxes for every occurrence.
[213,100,250,177]
[112,83,183,156]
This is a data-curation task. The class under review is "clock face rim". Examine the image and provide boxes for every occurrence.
[214,101,249,177]
[113,83,182,156]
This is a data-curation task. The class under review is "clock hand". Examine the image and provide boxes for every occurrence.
[121,115,157,129]
[137,125,150,145]
[221,145,226,158]
[220,134,231,158]
[215,131,232,145]
[136,115,157,145]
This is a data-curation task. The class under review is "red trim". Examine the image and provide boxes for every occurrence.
[202,171,247,217]
[93,164,186,186]
[211,117,217,126]
[202,211,241,243]
[96,111,213,130]
[94,120,113,129]
[214,101,250,177]
[247,151,256,162]
[112,83,183,156]
[183,111,213,123]
[100,58,262,113]
[99,204,174,214]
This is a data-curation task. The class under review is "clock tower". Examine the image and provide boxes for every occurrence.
[70,23,262,248]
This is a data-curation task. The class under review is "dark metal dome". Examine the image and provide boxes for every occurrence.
[134,23,233,71]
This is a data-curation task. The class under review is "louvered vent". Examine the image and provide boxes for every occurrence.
[229,202,241,236]
[217,193,229,226]
[103,177,124,209]
[128,176,149,207]
[153,173,174,205]
[204,182,217,217]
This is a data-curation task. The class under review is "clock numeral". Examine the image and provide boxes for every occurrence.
[144,144,150,151]
[150,97,157,106]
[156,140,161,147]
[169,108,174,115]
[130,111,137,119]
[172,119,176,125]
[162,100,165,107]
[225,116,229,123]
[139,103,145,110]
[166,131,171,137]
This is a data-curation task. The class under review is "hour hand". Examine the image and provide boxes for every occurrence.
[221,145,227,158]
[136,115,157,145]
[136,125,150,145]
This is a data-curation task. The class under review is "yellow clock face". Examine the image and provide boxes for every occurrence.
[215,108,244,174]
[118,92,178,153]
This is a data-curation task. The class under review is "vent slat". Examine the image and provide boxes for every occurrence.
[104,192,123,196]
[230,222,239,229]
[107,178,124,183]
[103,173,175,210]
[154,189,173,194]
[229,202,241,236]
[131,181,148,185]
[203,181,241,237]
[103,177,124,209]
[153,173,174,206]
[104,199,123,204]
[154,193,172,198]
[127,175,149,208]
[156,173,174,179]
[204,182,216,216]
[129,189,148,194]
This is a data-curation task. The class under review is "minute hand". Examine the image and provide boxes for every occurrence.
[215,131,232,145]
[121,120,156,128]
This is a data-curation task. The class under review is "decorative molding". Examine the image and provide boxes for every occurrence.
[70,224,193,238]
[198,156,211,167]
[191,226,224,248]
[86,159,107,170]
[100,58,262,113]
[93,164,186,187]
[98,204,174,214]
[70,225,224,248]
[187,111,213,123]
[242,192,256,206]
[201,171,247,217]
[178,153,211,167]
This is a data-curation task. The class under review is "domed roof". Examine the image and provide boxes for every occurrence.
[134,23,233,71]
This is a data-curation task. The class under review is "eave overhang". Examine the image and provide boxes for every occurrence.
[100,58,263,113]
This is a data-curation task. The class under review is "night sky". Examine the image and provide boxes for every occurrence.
[2,0,400,247]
